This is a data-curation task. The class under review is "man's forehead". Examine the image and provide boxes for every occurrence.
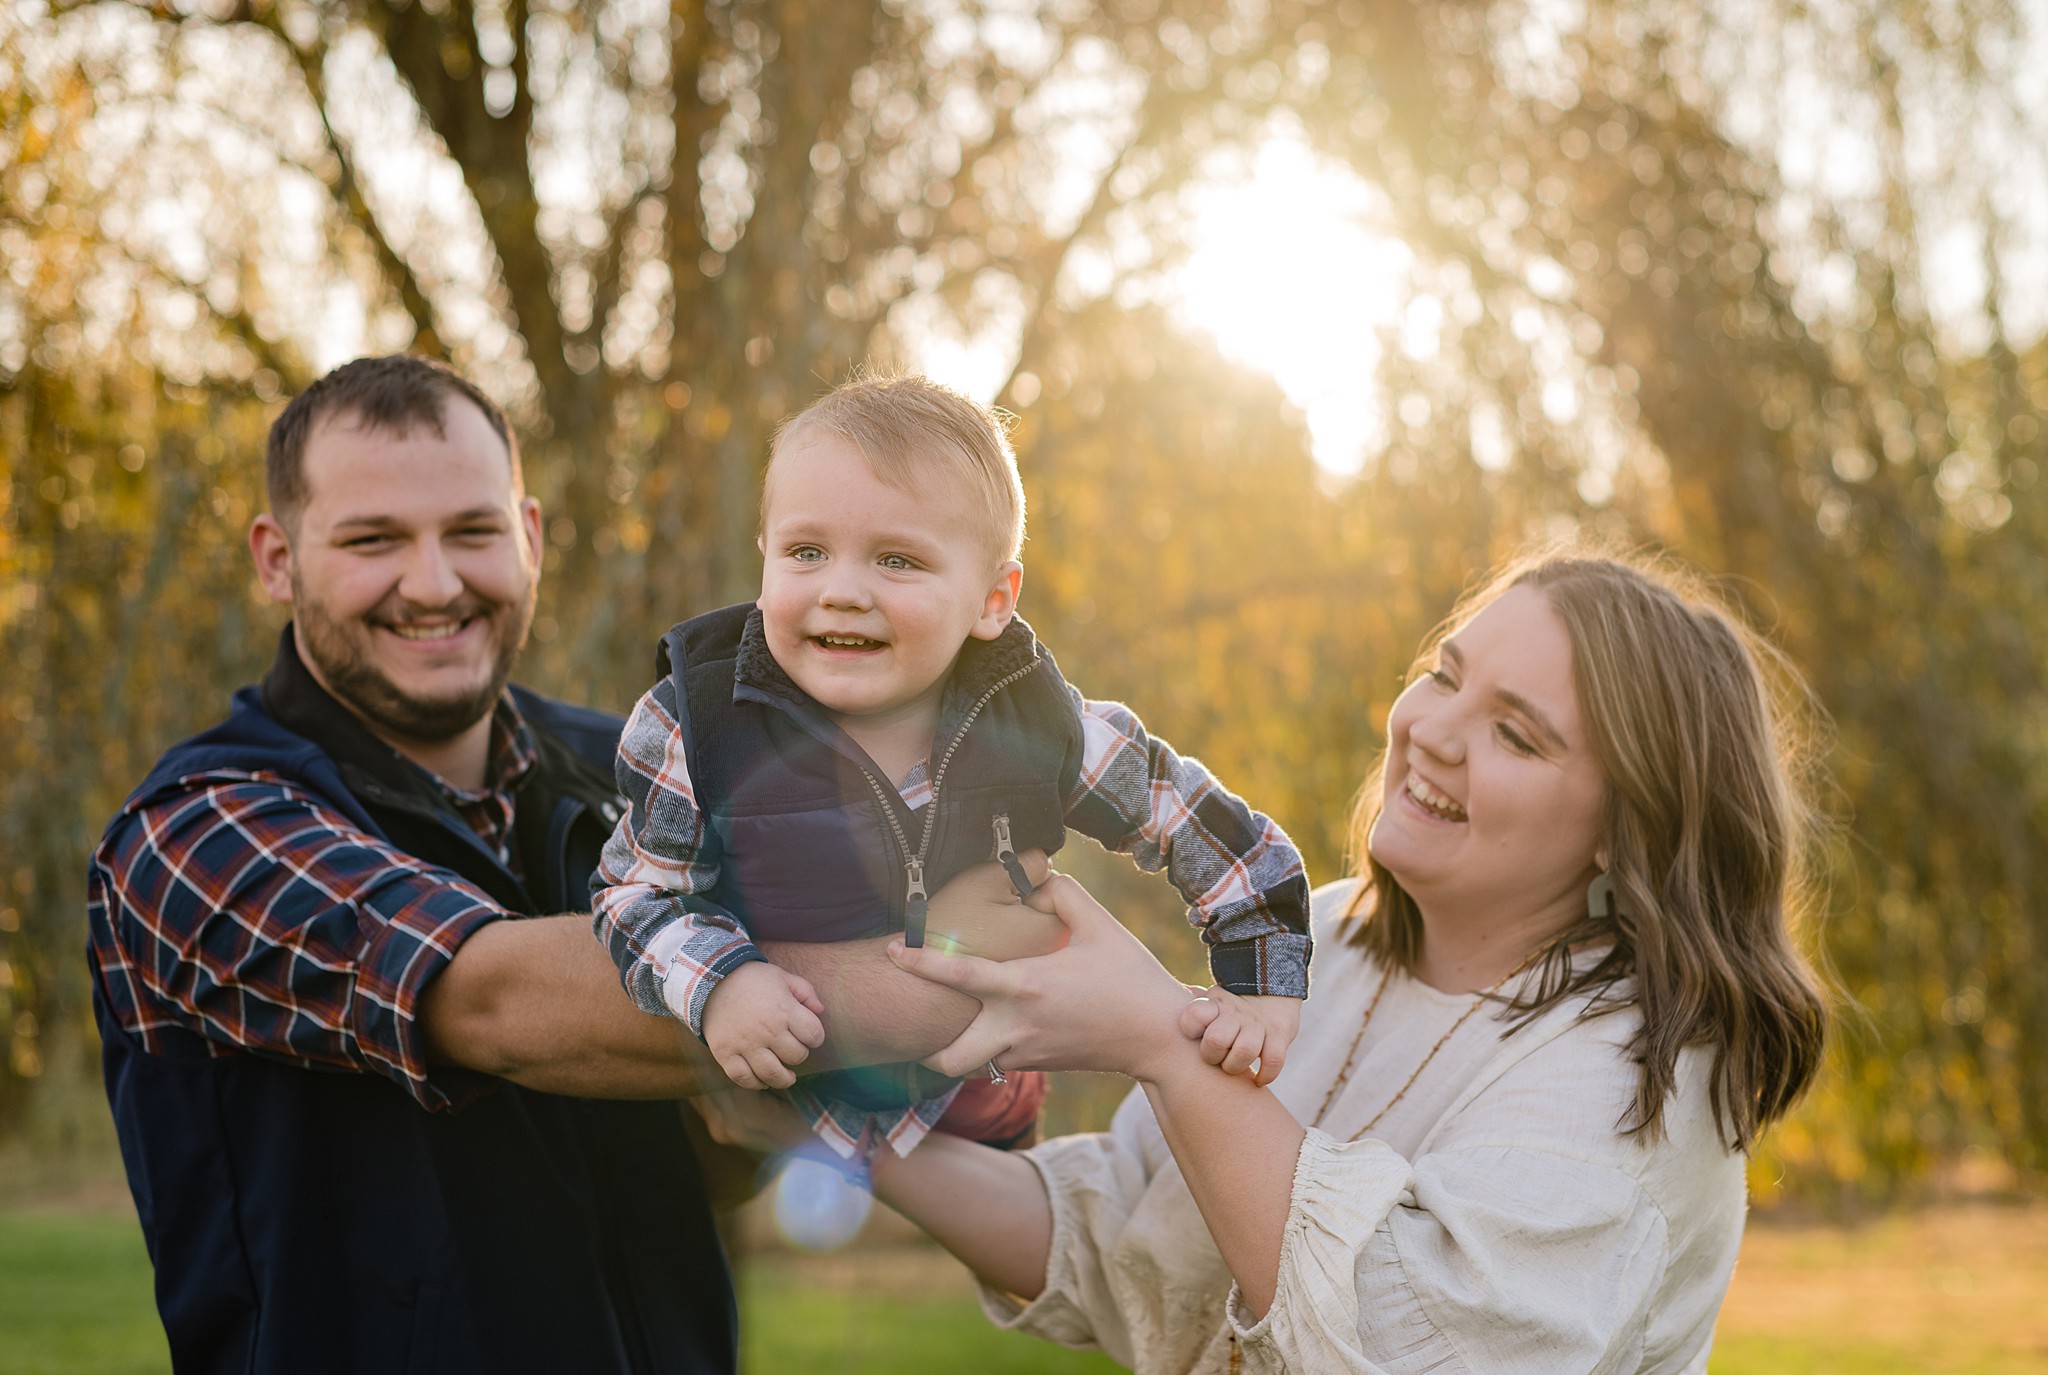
[299,400,519,514]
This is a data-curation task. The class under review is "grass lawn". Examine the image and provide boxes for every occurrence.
[3,1197,2045,1373]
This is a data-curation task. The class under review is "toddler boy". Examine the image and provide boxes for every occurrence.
[592,376,1310,1159]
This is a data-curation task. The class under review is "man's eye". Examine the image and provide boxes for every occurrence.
[344,534,394,549]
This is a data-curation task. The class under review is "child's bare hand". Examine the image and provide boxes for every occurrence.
[1179,988,1302,1087]
[702,961,826,1090]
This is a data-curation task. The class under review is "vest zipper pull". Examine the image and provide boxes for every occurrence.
[903,858,929,948]
[992,813,1035,900]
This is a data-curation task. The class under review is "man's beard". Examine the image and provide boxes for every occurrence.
[291,576,534,745]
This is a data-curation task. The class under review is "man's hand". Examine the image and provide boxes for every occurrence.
[1179,989,1302,1087]
[701,961,826,1089]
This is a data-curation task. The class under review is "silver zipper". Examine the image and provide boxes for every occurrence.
[992,812,1036,899]
[863,658,1042,946]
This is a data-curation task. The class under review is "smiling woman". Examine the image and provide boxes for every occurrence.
[757,541,1838,1375]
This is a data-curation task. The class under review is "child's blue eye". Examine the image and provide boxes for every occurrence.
[790,546,824,562]
[880,554,916,572]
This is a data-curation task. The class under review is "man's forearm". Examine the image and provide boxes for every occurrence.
[422,860,1064,1094]
[422,915,714,1097]
[766,858,1065,1068]
[764,936,981,1068]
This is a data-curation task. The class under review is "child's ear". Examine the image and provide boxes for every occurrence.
[970,561,1023,640]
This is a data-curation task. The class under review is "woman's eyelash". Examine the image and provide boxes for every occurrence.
[1496,723,1536,755]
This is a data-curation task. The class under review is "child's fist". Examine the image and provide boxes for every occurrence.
[702,961,826,1090]
[1180,987,1301,1087]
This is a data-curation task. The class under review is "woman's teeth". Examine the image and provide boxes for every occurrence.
[1406,774,1467,820]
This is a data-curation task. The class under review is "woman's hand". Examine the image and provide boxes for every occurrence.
[886,872,1196,1082]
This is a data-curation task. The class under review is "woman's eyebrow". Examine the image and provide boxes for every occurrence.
[1442,639,1569,750]
[1497,689,1569,751]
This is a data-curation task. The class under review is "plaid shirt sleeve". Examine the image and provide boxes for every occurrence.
[1062,690,1312,998]
[589,678,763,1035]
[86,770,508,1112]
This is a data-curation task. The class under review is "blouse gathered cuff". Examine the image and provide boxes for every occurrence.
[1225,1127,1416,1374]
[974,1132,1127,1355]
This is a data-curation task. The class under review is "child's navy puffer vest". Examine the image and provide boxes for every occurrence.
[660,603,1084,1110]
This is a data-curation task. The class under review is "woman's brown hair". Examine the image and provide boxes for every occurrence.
[1346,546,1829,1150]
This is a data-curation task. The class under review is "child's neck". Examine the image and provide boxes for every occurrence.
[837,702,943,789]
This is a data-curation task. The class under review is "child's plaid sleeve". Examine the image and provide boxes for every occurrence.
[590,678,763,1034]
[1062,689,1312,998]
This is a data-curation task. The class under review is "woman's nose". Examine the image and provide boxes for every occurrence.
[1406,700,1465,765]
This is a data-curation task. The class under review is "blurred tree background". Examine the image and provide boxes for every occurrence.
[4,0,2046,1207]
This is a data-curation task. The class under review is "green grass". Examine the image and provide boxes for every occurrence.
[0,1209,169,1375]
[6,1202,2045,1374]
[739,1259,1119,1373]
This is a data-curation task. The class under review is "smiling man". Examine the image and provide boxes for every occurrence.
[84,356,1034,1375]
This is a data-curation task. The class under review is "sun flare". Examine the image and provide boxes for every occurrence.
[1173,135,1412,476]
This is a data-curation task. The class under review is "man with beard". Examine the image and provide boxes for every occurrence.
[86,356,1045,1375]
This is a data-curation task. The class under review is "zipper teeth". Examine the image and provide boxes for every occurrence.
[859,768,916,865]
[854,656,1044,880]
[914,660,1041,866]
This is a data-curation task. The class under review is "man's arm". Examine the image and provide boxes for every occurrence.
[422,853,1065,1093]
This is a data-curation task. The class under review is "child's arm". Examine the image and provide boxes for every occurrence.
[590,678,767,1041]
[1061,690,1311,1075]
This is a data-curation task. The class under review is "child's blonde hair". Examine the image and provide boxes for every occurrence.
[766,374,1026,563]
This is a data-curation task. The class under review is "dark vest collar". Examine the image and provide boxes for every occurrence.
[729,605,1046,727]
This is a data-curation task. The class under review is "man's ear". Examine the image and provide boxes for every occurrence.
[970,561,1023,641]
[519,496,544,577]
[249,514,296,605]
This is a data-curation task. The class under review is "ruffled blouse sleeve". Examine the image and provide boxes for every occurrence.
[1226,1126,1672,1374]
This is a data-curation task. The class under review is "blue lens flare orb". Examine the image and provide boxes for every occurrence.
[770,1153,873,1252]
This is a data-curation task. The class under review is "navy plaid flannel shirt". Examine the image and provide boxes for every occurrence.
[86,700,537,1112]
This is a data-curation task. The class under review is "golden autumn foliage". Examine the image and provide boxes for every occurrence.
[4,0,2047,1204]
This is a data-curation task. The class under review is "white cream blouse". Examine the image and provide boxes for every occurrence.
[977,881,1747,1373]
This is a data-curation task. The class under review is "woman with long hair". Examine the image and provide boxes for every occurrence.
[706,546,1831,1373]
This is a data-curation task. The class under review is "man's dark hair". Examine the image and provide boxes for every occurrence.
[266,355,517,527]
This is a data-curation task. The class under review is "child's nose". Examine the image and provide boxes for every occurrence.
[818,570,873,610]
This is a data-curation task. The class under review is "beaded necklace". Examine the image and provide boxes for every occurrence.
[1311,952,1540,1140]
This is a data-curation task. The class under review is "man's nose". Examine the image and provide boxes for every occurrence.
[397,540,465,609]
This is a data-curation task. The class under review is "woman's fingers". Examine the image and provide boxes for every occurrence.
[919,1010,1014,1080]
[887,936,1006,996]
